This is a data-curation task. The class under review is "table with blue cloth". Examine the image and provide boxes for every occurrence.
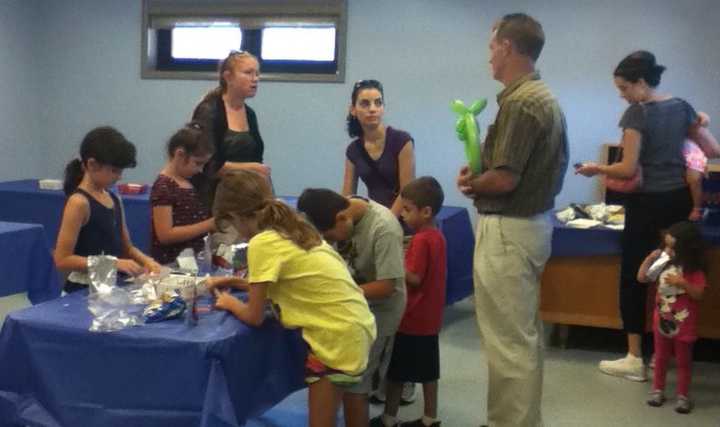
[540,219,720,338]
[435,206,474,304]
[0,290,306,427]
[0,180,150,255]
[0,181,475,305]
[0,221,60,304]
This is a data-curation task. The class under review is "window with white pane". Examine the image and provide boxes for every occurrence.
[142,0,346,82]
[171,25,242,60]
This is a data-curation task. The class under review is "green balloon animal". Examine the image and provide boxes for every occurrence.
[451,98,488,174]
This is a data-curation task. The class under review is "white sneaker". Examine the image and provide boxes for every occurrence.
[599,355,647,382]
[401,382,416,404]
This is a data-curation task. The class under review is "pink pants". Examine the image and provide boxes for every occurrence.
[653,332,694,397]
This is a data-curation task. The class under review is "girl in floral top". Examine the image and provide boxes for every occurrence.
[151,123,215,264]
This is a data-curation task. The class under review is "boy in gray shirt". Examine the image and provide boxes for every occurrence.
[298,189,406,425]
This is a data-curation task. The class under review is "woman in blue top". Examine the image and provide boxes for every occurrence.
[576,51,719,382]
[343,79,415,220]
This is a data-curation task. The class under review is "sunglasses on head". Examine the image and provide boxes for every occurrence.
[353,79,383,92]
[222,50,253,64]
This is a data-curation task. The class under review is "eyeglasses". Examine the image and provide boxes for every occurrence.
[353,79,383,92]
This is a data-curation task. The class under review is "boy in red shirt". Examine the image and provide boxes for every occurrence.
[371,176,447,427]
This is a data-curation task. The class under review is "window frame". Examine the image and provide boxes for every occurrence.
[141,0,347,83]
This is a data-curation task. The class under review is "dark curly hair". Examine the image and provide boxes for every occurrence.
[663,221,706,274]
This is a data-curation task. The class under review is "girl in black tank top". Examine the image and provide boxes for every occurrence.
[54,126,160,293]
[72,189,124,259]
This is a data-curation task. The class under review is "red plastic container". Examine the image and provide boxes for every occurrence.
[117,183,148,195]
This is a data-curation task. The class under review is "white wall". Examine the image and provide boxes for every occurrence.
[0,0,44,180]
[4,0,720,211]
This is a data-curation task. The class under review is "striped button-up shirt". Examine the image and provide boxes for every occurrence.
[474,72,568,217]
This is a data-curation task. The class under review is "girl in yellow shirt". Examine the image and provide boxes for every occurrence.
[207,169,376,427]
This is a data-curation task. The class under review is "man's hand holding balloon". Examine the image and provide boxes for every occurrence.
[451,98,487,174]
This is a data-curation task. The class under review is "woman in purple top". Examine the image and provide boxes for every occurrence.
[343,79,415,218]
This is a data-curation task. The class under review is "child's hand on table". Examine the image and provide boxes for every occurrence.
[213,289,243,313]
[144,260,162,274]
[205,277,222,292]
[205,276,249,292]
[117,259,144,276]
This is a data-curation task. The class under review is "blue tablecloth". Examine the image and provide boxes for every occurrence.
[0,180,150,254]
[550,218,622,257]
[435,207,474,304]
[550,217,720,257]
[0,181,476,305]
[0,291,306,427]
[0,221,60,304]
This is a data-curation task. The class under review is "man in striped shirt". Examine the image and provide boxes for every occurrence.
[456,13,568,427]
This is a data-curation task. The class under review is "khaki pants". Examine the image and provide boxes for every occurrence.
[473,212,552,427]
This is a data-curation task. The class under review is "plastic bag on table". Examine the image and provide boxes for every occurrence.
[555,207,576,223]
[177,248,199,274]
[197,235,213,274]
[86,255,144,332]
[88,286,144,332]
[132,267,208,302]
[87,255,117,295]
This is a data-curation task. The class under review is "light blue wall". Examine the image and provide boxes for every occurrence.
[0,0,44,180]
[5,0,720,212]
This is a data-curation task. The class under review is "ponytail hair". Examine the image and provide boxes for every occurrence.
[258,200,322,250]
[614,50,666,88]
[346,113,362,139]
[167,121,214,158]
[63,126,137,195]
[214,170,322,250]
[63,159,84,196]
